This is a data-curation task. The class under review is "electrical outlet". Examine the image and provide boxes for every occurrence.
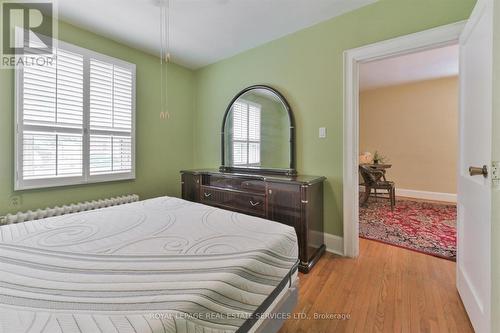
[9,195,21,208]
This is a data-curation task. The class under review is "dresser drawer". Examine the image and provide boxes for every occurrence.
[200,186,265,217]
[203,174,265,194]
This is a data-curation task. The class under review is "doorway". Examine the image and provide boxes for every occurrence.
[342,21,465,258]
[357,44,459,260]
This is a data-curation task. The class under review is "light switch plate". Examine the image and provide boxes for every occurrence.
[319,127,327,138]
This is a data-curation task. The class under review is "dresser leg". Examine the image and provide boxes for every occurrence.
[298,244,326,273]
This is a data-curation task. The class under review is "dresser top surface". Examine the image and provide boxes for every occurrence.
[181,169,326,185]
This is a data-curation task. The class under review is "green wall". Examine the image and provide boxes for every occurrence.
[192,0,476,235]
[0,19,195,215]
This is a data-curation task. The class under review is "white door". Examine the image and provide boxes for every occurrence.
[457,0,493,332]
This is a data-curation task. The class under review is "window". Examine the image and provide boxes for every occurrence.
[15,36,136,190]
[232,100,261,166]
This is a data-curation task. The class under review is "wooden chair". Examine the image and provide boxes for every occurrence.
[359,165,396,210]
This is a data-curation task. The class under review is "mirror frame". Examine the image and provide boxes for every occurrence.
[220,85,296,176]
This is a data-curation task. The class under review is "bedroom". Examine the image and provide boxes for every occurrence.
[0,0,498,332]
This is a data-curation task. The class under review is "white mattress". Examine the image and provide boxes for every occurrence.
[0,196,298,333]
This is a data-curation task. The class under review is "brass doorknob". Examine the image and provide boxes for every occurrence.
[469,165,488,177]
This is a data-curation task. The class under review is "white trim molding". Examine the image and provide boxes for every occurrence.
[396,189,457,203]
[359,186,457,203]
[324,233,344,256]
[343,21,465,258]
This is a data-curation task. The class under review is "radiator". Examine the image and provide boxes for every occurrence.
[0,194,139,225]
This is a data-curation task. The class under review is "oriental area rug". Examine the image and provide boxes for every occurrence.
[359,199,457,260]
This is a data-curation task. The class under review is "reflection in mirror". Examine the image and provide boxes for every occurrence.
[223,87,293,172]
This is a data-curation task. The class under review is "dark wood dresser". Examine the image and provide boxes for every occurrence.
[180,169,326,273]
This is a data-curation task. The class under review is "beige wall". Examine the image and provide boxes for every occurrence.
[359,76,458,194]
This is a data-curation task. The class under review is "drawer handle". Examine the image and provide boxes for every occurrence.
[204,192,212,198]
[249,200,261,207]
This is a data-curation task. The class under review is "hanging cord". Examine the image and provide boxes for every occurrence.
[160,0,170,119]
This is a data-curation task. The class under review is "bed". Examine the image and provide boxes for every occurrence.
[0,196,299,333]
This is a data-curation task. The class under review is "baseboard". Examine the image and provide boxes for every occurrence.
[324,233,344,256]
[396,188,456,203]
[360,186,457,203]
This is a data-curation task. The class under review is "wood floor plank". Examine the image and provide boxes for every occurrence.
[278,239,473,333]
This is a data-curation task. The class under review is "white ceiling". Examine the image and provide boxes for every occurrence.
[57,0,377,69]
[359,44,459,91]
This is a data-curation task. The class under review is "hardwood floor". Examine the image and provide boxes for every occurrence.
[279,239,473,333]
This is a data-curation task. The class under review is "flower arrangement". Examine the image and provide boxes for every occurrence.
[373,151,388,164]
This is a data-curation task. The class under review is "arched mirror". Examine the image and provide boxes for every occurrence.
[220,85,296,176]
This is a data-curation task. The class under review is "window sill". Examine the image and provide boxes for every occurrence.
[15,173,135,191]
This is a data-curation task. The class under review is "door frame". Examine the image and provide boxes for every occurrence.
[343,21,466,257]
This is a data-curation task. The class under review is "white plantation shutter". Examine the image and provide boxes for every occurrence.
[57,134,83,176]
[233,102,247,141]
[89,59,133,176]
[113,68,133,130]
[22,132,57,179]
[233,141,247,165]
[248,142,260,165]
[21,48,84,182]
[89,135,112,174]
[232,100,261,166]
[16,36,135,190]
[22,55,57,125]
[56,51,84,126]
[248,105,260,141]
[90,60,114,129]
[89,136,132,175]
[112,136,133,172]
[23,49,84,127]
